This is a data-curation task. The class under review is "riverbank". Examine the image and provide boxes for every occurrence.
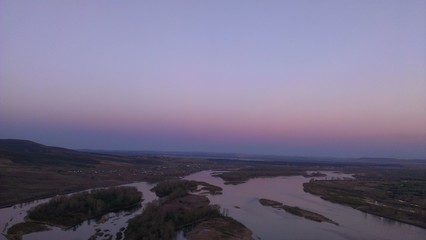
[303,178,426,229]
[303,166,426,229]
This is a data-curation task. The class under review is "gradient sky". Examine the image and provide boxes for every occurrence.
[1,0,425,158]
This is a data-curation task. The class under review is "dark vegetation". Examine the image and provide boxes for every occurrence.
[259,198,338,225]
[303,167,426,228]
[151,178,223,196]
[194,181,223,195]
[186,216,253,240]
[6,222,49,240]
[125,197,220,240]
[125,179,251,240]
[214,166,306,184]
[27,186,142,227]
[151,179,198,197]
[6,187,142,239]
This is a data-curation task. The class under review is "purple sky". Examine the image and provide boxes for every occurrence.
[1,1,425,158]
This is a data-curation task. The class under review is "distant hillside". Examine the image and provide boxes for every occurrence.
[84,149,420,166]
[0,139,99,167]
[0,139,78,154]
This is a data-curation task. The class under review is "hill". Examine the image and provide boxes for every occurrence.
[0,139,99,167]
[0,139,163,167]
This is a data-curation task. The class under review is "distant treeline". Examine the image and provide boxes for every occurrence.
[28,186,142,227]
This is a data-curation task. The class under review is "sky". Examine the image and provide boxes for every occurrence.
[1,0,425,158]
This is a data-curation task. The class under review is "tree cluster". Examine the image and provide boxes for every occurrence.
[28,186,142,227]
[125,179,221,240]
[150,179,198,198]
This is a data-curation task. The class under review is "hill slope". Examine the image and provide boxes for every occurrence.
[0,139,99,167]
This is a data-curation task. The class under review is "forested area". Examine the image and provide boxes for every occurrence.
[28,186,142,227]
[125,180,222,240]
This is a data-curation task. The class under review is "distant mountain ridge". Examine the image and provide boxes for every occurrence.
[1,139,423,167]
[0,139,77,154]
[85,149,424,164]
[0,139,99,167]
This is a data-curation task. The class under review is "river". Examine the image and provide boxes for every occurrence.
[184,171,426,240]
[1,171,425,240]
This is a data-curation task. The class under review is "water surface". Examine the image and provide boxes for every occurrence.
[185,171,426,240]
[1,171,425,240]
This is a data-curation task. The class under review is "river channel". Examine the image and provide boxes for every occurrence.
[1,171,425,240]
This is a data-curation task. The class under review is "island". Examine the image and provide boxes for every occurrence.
[7,186,142,240]
[6,222,49,240]
[125,179,253,240]
[259,198,338,225]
